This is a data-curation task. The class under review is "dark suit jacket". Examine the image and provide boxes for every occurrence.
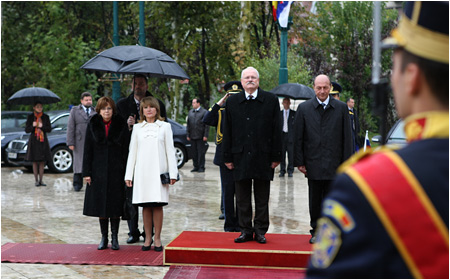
[187,107,209,140]
[116,91,167,124]
[349,108,362,147]
[222,89,282,181]
[281,109,296,143]
[293,97,352,180]
[202,103,224,166]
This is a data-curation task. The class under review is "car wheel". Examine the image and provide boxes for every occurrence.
[174,143,187,169]
[48,146,73,173]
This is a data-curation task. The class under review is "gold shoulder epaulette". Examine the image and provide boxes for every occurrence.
[337,146,398,174]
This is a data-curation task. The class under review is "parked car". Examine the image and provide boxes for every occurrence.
[6,112,192,172]
[371,119,406,147]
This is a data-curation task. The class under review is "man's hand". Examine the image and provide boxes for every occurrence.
[217,93,231,107]
[125,180,133,187]
[68,145,75,151]
[127,115,136,129]
[203,137,208,142]
[84,176,91,185]
[187,137,191,141]
[298,165,307,175]
[271,162,280,169]
[225,162,234,170]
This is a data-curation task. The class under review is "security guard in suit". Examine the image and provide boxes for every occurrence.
[202,81,242,232]
[307,2,449,278]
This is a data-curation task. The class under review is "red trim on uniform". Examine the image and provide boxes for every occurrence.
[354,153,449,279]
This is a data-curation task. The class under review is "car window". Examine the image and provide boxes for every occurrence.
[1,113,28,130]
[51,115,69,130]
[389,120,405,141]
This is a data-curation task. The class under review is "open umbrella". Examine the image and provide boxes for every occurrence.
[81,45,190,80]
[270,83,315,100]
[7,87,61,105]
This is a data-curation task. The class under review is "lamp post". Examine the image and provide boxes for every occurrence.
[112,1,121,102]
[278,17,293,85]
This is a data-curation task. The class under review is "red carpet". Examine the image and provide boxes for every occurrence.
[164,231,312,269]
[164,265,306,279]
[1,243,163,266]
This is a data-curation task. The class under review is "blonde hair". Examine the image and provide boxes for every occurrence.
[139,96,164,122]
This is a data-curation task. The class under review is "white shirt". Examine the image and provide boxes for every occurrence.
[245,89,258,100]
[316,96,330,107]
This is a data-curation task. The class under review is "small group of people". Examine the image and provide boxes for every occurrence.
[64,74,178,252]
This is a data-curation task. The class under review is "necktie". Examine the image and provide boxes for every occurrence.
[248,95,253,100]
[136,102,140,119]
[283,110,288,132]
[86,108,89,117]
[321,103,326,109]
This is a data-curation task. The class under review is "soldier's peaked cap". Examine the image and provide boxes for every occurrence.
[382,1,449,64]
[224,81,243,94]
[330,82,342,94]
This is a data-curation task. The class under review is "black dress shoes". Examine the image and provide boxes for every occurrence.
[142,245,151,251]
[127,235,140,244]
[197,168,205,172]
[154,245,163,252]
[288,173,293,177]
[191,168,199,172]
[309,236,316,244]
[35,182,40,187]
[234,233,253,243]
[255,234,266,244]
[39,182,46,186]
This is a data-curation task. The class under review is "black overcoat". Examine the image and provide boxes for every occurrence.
[25,113,52,162]
[82,114,129,218]
[293,97,352,180]
[222,89,282,181]
[116,91,167,123]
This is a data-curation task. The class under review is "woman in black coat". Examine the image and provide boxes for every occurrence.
[25,101,52,187]
[82,97,129,250]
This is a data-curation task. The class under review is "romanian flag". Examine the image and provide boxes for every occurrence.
[272,1,293,28]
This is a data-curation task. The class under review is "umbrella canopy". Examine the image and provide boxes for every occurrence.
[81,45,190,80]
[270,83,315,100]
[7,87,61,105]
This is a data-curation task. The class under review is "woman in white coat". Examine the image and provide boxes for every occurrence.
[125,96,178,252]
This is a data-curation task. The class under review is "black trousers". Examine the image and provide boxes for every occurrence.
[73,173,83,187]
[191,139,206,169]
[308,179,332,235]
[235,179,270,235]
[220,165,239,232]
[126,186,141,238]
[280,133,294,174]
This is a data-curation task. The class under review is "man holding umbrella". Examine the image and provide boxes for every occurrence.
[116,74,167,244]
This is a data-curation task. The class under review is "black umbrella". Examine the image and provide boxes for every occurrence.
[270,83,315,100]
[7,87,61,105]
[81,45,190,80]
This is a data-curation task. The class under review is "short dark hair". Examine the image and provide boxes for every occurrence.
[346,98,354,103]
[400,49,449,105]
[81,92,92,100]
[95,96,116,115]
[193,98,201,104]
[133,74,148,84]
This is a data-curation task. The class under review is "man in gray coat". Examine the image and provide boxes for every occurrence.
[66,92,96,191]
[186,98,209,172]
[293,74,352,243]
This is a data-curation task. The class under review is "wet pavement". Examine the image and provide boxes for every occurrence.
[1,142,310,279]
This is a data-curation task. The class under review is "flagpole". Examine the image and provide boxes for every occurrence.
[278,16,293,85]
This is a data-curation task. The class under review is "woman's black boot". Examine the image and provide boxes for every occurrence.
[110,218,120,250]
[98,218,109,250]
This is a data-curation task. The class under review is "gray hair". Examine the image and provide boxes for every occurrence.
[241,67,260,79]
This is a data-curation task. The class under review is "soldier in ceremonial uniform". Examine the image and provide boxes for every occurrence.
[329,81,342,101]
[203,81,242,232]
[307,2,449,278]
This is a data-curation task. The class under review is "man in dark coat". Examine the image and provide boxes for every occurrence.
[66,92,96,191]
[116,74,167,244]
[223,67,282,244]
[279,97,296,177]
[346,97,361,153]
[187,98,209,172]
[293,74,352,244]
[203,81,242,232]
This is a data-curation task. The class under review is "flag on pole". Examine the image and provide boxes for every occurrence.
[363,130,371,151]
[272,1,293,28]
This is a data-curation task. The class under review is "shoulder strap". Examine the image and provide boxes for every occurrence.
[345,150,449,279]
